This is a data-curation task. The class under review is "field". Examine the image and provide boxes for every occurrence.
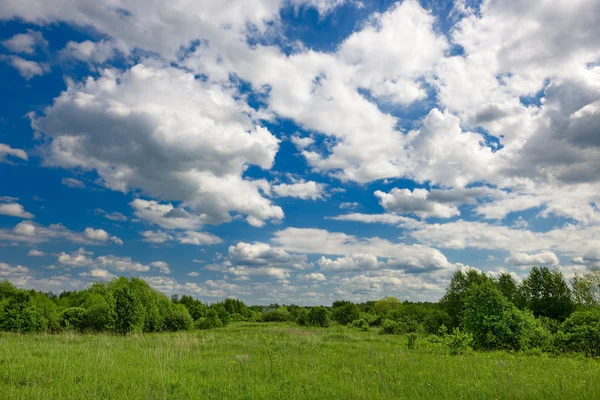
[1,323,598,400]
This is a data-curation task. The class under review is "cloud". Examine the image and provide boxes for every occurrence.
[375,188,460,219]
[61,178,85,188]
[32,63,283,228]
[0,202,34,219]
[228,241,310,269]
[505,251,560,266]
[274,227,458,273]
[2,55,48,79]
[27,249,45,256]
[79,269,116,280]
[84,228,123,245]
[61,40,119,65]
[0,262,30,278]
[0,143,28,163]
[94,209,127,221]
[150,261,171,274]
[272,180,325,200]
[140,230,174,244]
[187,271,199,277]
[0,221,121,245]
[298,272,326,282]
[2,30,47,54]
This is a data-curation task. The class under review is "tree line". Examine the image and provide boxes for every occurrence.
[1,266,599,356]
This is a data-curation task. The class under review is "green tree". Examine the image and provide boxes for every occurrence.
[571,269,600,309]
[165,304,194,331]
[372,297,402,319]
[519,267,575,321]
[463,281,548,351]
[332,303,360,325]
[308,306,331,327]
[496,272,519,304]
[440,269,492,327]
[113,283,145,334]
[59,307,86,331]
[555,308,600,357]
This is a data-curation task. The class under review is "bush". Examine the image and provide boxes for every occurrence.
[195,309,223,330]
[262,306,292,322]
[423,310,451,334]
[352,318,369,331]
[166,304,194,331]
[407,333,418,350]
[296,309,309,326]
[308,306,331,327]
[554,309,600,357]
[332,303,360,325]
[113,284,145,334]
[380,319,398,334]
[59,307,86,331]
[463,281,544,351]
[0,290,46,333]
[445,328,473,355]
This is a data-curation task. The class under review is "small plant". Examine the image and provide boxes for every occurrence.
[407,333,417,350]
[445,328,473,355]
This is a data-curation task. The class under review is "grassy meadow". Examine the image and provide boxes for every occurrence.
[1,322,598,400]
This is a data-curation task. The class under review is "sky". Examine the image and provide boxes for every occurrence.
[1,0,600,305]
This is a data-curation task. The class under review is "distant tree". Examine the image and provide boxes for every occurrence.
[165,304,194,331]
[59,307,86,331]
[440,269,492,327]
[332,303,360,325]
[555,309,600,357]
[113,283,145,334]
[519,267,575,321]
[372,297,402,319]
[296,309,309,326]
[422,309,451,334]
[195,308,222,330]
[571,269,600,309]
[308,306,331,327]
[463,281,549,351]
[496,272,519,304]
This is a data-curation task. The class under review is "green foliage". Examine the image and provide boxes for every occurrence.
[112,281,145,334]
[463,281,550,351]
[195,309,223,330]
[166,304,194,331]
[519,266,575,321]
[554,309,600,357]
[308,306,331,327]
[59,307,86,331]
[380,319,398,334]
[262,306,293,322]
[422,309,451,334]
[296,309,309,326]
[372,297,402,319]
[496,272,519,304]
[444,328,473,355]
[407,333,418,350]
[571,270,600,309]
[440,269,492,328]
[332,302,360,325]
[0,283,46,333]
[351,318,369,331]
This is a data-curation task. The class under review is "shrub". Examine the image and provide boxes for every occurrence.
[423,310,451,334]
[407,333,418,350]
[262,306,292,322]
[554,309,600,357]
[445,328,473,355]
[352,318,369,331]
[195,309,223,330]
[332,303,360,325]
[113,284,145,334]
[463,281,544,351]
[165,304,194,331]
[296,309,309,326]
[308,306,331,327]
[380,319,398,334]
[60,307,86,331]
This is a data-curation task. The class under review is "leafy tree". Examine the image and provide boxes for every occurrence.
[496,272,519,304]
[296,309,309,326]
[113,282,145,334]
[262,306,292,322]
[332,302,360,325]
[195,308,223,330]
[0,283,46,333]
[372,297,402,319]
[554,308,600,357]
[422,309,451,334]
[440,269,492,328]
[165,304,194,331]
[571,269,600,309]
[308,306,331,327]
[59,307,86,331]
[463,281,549,351]
[519,267,575,321]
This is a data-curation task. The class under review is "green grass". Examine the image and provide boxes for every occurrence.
[0,323,598,399]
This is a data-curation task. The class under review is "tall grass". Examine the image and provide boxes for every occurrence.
[0,324,598,399]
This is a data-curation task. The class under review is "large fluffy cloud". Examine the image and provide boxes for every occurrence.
[32,64,283,227]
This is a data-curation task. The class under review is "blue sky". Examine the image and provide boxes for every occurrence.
[1,0,600,305]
